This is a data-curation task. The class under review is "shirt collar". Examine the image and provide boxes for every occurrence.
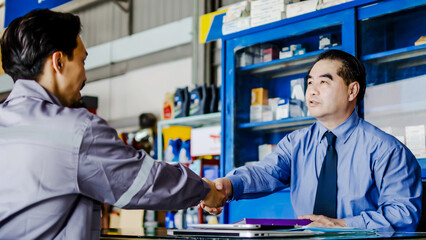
[5,79,63,106]
[317,111,360,144]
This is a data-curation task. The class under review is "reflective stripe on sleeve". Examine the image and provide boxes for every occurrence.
[114,154,155,208]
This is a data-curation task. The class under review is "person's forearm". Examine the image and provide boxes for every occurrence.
[343,206,419,232]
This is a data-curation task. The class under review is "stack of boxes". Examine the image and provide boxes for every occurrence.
[286,0,318,18]
[279,43,306,59]
[222,1,251,35]
[250,78,307,123]
[261,43,280,62]
[220,0,354,36]
[250,88,272,122]
[250,0,286,28]
[319,33,339,50]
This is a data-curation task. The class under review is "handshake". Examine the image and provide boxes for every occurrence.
[200,177,233,215]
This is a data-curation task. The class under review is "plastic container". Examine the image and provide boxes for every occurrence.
[174,87,190,118]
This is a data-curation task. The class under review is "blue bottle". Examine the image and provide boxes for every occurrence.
[174,87,190,118]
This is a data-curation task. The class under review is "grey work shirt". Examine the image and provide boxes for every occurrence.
[0,80,210,239]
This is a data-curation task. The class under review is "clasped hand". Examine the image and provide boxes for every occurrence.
[200,177,233,215]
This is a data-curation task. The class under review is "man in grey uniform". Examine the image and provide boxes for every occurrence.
[0,9,226,239]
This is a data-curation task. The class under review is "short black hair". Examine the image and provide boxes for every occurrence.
[307,49,366,104]
[1,9,81,81]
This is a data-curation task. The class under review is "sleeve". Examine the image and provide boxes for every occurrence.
[227,133,293,201]
[344,144,423,231]
[76,114,210,210]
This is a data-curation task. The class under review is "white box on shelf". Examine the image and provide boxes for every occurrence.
[279,50,294,59]
[223,1,250,23]
[190,125,221,156]
[318,0,352,9]
[268,97,281,120]
[222,17,251,35]
[286,0,318,18]
[251,2,285,18]
[251,13,284,27]
[276,98,289,119]
[250,105,272,122]
[251,0,284,6]
[291,78,306,101]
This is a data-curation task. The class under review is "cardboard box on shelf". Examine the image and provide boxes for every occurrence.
[250,105,272,122]
[190,126,221,157]
[279,49,294,59]
[286,0,318,18]
[251,88,269,105]
[276,98,290,119]
[318,0,352,9]
[251,1,285,18]
[251,12,284,27]
[319,33,339,49]
[223,1,250,23]
[222,16,251,35]
[415,36,426,46]
[262,44,280,62]
[291,78,306,101]
[268,97,281,120]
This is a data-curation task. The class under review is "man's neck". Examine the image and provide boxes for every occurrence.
[317,109,356,130]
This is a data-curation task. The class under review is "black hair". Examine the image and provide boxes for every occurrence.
[307,49,366,104]
[1,9,81,81]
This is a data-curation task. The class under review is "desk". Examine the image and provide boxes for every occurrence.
[100,228,426,239]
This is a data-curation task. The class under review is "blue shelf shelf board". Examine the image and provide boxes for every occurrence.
[239,47,342,72]
[418,158,426,178]
[358,0,426,20]
[361,44,426,62]
[239,116,316,129]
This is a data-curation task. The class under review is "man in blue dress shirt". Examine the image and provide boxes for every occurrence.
[0,9,225,239]
[201,50,422,231]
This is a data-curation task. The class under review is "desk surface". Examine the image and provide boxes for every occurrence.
[100,228,426,239]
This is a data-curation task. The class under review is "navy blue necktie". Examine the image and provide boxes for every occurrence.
[313,131,337,218]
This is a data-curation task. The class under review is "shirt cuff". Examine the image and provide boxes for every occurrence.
[226,173,244,201]
[343,215,366,229]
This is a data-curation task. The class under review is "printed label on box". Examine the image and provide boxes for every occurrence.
[190,126,221,156]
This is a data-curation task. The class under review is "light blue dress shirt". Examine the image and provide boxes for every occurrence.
[227,111,422,231]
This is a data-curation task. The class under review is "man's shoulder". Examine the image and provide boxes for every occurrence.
[358,118,404,148]
[43,102,95,122]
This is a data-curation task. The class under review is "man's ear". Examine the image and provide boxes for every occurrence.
[51,51,64,73]
[348,81,360,102]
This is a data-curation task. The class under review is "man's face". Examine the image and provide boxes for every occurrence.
[59,36,87,107]
[305,59,355,127]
